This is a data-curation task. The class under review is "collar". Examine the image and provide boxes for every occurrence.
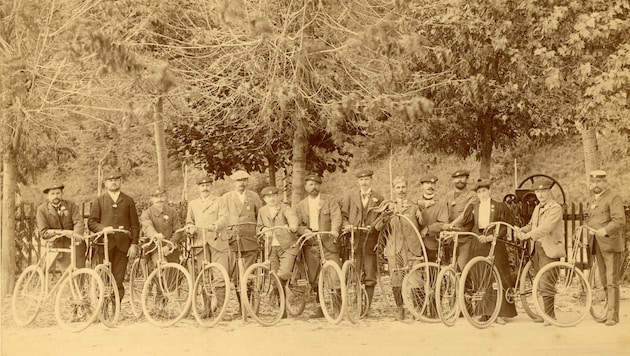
[360,188,372,196]
[108,190,120,202]
[423,193,435,200]
[308,194,321,201]
[593,190,606,200]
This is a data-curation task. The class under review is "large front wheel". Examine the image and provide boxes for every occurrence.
[435,266,459,327]
[242,263,285,326]
[533,261,591,327]
[142,263,193,327]
[341,260,362,323]
[95,265,120,327]
[402,262,440,322]
[192,262,230,327]
[318,260,345,324]
[54,268,104,332]
[12,265,45,326]
[518,260,541,321]
[459,257,502,329]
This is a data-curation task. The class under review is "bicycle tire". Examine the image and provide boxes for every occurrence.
[532,261,592,327]
[285,266,308,317]
[142,262,193,327]
[12,265,45,326]
[360,285,369,318]
[402,262,440,323]
[518,260,541,321]
[192,262,230,327]
[241,263,285,326]
[318,260,346,324]
[435,265,459,327]
[588,257,607,322]
[341,260,362,323]
[129,258,148,318]
[458,257,502,329]
[54,268,104,332]
[95,265,120,327]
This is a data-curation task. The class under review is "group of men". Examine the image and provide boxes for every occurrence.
[36,167,626,325]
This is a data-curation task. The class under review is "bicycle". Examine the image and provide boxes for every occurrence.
[140,234,193,327]
[128,235,152,318]
[184,225,231,327]
[293,231,346,324]
[12,230,104,332]
[85,228,130,327]
[532,224,592,327]
[284,244,313,317]
[240,225,289,326]
[340,225,370,323]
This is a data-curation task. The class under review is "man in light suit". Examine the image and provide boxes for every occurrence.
[36,183,86,270]
[516,179,565,322]
[88,171,140,301]
[586,170,626,326]
[340,169,384,315]
[295,174,342,317]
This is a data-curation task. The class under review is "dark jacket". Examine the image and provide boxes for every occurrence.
[88,191,140,250]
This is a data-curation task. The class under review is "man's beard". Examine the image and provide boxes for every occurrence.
[52,198,61,205]
[308,188,319,197]
[455,182,466,190]
[591,186,603,194]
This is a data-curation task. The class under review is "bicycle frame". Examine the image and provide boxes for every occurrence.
[226,221,258,320]
[39,233,81,303]
[293,231,336,266]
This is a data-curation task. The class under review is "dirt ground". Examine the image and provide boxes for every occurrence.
[2,286,630,356]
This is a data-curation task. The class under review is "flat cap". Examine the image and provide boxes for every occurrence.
[451,169,470,178]
[43,183,65,194]
[589,170,607,179]
[356,169,374,179]
[150,187,167,196]
[231,170,250,181]
[304,174,322,184]
[392,176,407,186]
[534,179,553,190]
[197,176,213,185]
[419,174,438,184]
[260,186,280,196]
[104,171,123,180]
[473,179,492,191]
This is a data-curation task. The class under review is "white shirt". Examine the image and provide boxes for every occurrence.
[308,194,321,231]
[478,199,491,229]
[268,206,281,246]
[360,188,372,207]
[108,191,121,203]
[236,190,246,204]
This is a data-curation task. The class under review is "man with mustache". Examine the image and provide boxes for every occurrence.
[416,174,449,263]
[443,170,479,271]
[585,170,626,326]
[36,183,86,271]
[140,187,184,266]
[295,174,342,317]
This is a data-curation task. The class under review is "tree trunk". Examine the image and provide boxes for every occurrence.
[478,114,493,180]
[154,97,168,187]
[290,121,308,207]
[2,149,18,296]
[267,153,277,186]
[581,125,600,178]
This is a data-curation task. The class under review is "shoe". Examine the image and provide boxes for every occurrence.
[312,307,325,319]
[495,317,506,325]
[605,320,617,326]
[532,316,544,323]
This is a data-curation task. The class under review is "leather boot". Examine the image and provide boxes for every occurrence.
[393,287,405,320]
[364,285,375,316]
[606,287,618,326]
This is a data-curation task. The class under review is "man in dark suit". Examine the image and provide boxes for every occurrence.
[36,183,86,270]
[140,187,184,266]
[340,169,384,315]
[586,170,626,326]
[88,171,140,301]
[295,174,342,317]
[416,174,449,263]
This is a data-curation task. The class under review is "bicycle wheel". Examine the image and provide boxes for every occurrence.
[435,266,459,327]
[533,261,591,327]
[318,260,345,324]
[142,263,193,327]
[192,262,230,327]
[129,258,148,318]
[342,260,362,323]
[459,257,502,329]
[402,262,440,323]
[285,277,308,317]
[588,257,607,322]
[518,260,541,321]
[95,265,120,327]
[360,285,369,318]
[242,263,285,326]
[54,268,104,332]
[12,265,45,326]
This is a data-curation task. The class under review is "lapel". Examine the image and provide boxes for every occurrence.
[300,199,310,226]
[474,203,480,227]
[489,200,496,222]
[318,195,325,222]
[47,202,63,226]
[231,190,244,215]
[352,190,362,211]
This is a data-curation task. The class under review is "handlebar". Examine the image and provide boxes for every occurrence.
[140,234,176,255]
[226,222,257,231]
[87,228,130,243]
[292,231,337,249]
[256,225,291,244]
[438,231,479,244]
[43,230,83,243]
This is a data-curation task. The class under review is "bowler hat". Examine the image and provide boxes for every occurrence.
[231,170,250,181]
[304,174,322,184]
[419,174,438,184]
[261,186,280,196]
[589,170,607,179]
[355,169,374,179]
[473,179,492,191]
[197,176,213,185]
[43,183,65,194]
[451,169,470,178]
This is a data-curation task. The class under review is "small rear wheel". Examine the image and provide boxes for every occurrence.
[318,260,345,324]
[342,260,362,323]
[12,265,45,326]
[459,257,502,329]
[54,268,104,332]
[95,265,120,327]
[192,262,230,327]
[241,263,285,326]
[142,263,192,327]
[436,266,459,327]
